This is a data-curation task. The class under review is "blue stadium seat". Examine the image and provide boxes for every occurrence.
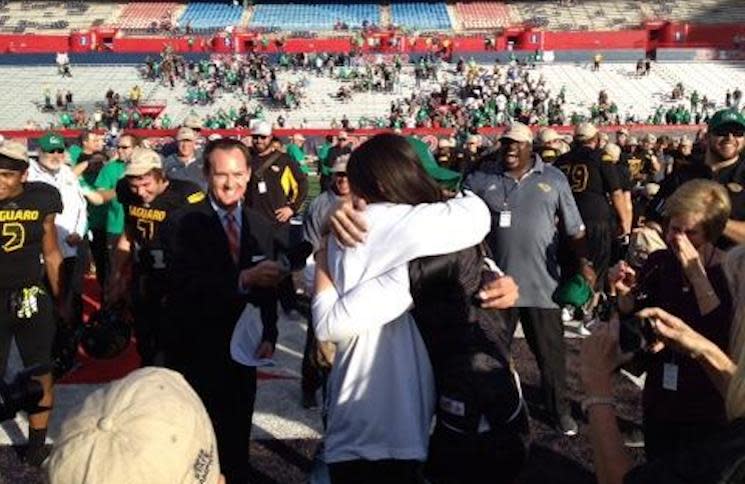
[249,3,380,31]
[178,2,243,31]
[391,2,451,30]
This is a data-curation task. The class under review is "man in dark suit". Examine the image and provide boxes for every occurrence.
[164,138,286,484]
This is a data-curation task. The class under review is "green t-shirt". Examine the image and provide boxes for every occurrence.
[287,144,310,174]
[94,160,127,234]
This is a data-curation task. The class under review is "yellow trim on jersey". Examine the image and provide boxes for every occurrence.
[187,192,206,204]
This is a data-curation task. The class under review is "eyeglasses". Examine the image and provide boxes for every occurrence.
[48,148,65,154]
[712,126,745,138]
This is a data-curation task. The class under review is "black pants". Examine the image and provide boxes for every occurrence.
[425,407,530,484]
[60,252,87,329]
[89,228,109,290]
[186,360,257,484]
[584,221,613,292]
[503,307,569,420]
[131,273,167,366]
[643,418,728,461]
[301,315,327,398]
[328,459,423,484]
[278,276,299,312]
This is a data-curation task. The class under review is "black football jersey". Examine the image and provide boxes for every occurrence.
[117,178,204,272]
[556,146,621,223]
[0,182,62,288]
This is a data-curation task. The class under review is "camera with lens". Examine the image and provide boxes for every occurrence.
[0,366,45,422]
[618,316,656,354]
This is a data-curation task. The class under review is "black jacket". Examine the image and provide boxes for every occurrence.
[409,245,520,431]
[163,199,288,370]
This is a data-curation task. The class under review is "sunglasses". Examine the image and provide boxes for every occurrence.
[47,148,65,154]
[334,172,347,177]
[252,135,270,140]
[118,145,133,149]
[712,125,745,137]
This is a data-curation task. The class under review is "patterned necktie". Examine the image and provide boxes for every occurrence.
[225,211,240,263]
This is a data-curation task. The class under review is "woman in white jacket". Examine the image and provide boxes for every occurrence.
[312,134,492,483]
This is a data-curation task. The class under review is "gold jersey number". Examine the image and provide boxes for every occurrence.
[136,218,155,241]
[560,164,589,192]
[2,222,25,253]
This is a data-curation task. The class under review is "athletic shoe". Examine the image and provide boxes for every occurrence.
[556,414,579,437]
[561,306,573,323]
[623,428,645,448]
[577,322,592,337]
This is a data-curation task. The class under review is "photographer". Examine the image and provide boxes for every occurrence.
[609,179,733,459]
[580,245,745,484]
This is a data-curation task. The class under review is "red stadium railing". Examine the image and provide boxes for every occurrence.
[1,125,706,144]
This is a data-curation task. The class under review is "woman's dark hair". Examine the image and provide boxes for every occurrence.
[347,133,444,205]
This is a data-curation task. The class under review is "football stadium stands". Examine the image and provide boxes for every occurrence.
[113,2,184,31]
[390,2,451,30]
[177,1,244,31]
[455,2,519,30]
[6,61,745,131]
[0,1,117,33]
[249,3,380,31]
[0,2,742,34]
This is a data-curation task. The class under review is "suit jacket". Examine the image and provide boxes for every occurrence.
[163,198,287,370]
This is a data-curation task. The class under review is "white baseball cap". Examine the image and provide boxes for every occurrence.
[251,121,272,137]
[46,368,220,484]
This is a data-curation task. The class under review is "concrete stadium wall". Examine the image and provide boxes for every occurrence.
[445,50,646,63]
[657,48,745,62]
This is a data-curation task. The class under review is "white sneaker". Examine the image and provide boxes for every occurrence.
[561,306,573,322]
[577,322,592,336]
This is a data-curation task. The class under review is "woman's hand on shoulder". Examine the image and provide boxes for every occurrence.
[329,198,368,247]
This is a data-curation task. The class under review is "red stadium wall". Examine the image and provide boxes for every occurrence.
[1,22,744,55]
[665,23,745,49]
[0,125,704,146]
[0,34,69,53]
[542,30,648,50]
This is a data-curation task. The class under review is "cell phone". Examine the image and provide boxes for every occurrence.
[618,316,656,354]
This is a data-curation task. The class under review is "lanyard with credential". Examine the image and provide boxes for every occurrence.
[498,175,519,228]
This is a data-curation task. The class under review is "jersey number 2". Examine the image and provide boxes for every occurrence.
[2,223,25,252]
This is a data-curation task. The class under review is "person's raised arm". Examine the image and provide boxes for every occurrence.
[330,191,491,283]
[637,307,736,395]
[312,239,413,343]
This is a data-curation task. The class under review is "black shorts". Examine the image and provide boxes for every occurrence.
[585,221,613,291]
[0,287,56,376]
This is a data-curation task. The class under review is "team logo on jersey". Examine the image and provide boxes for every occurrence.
[129,206,166,222]
[537,182,552,193]
[187,192,205,204]
[0,209,39,222]
[727,182,743,193]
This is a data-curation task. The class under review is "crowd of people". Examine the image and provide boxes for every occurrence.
[32,52,743,135]
[1,98,745,484]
